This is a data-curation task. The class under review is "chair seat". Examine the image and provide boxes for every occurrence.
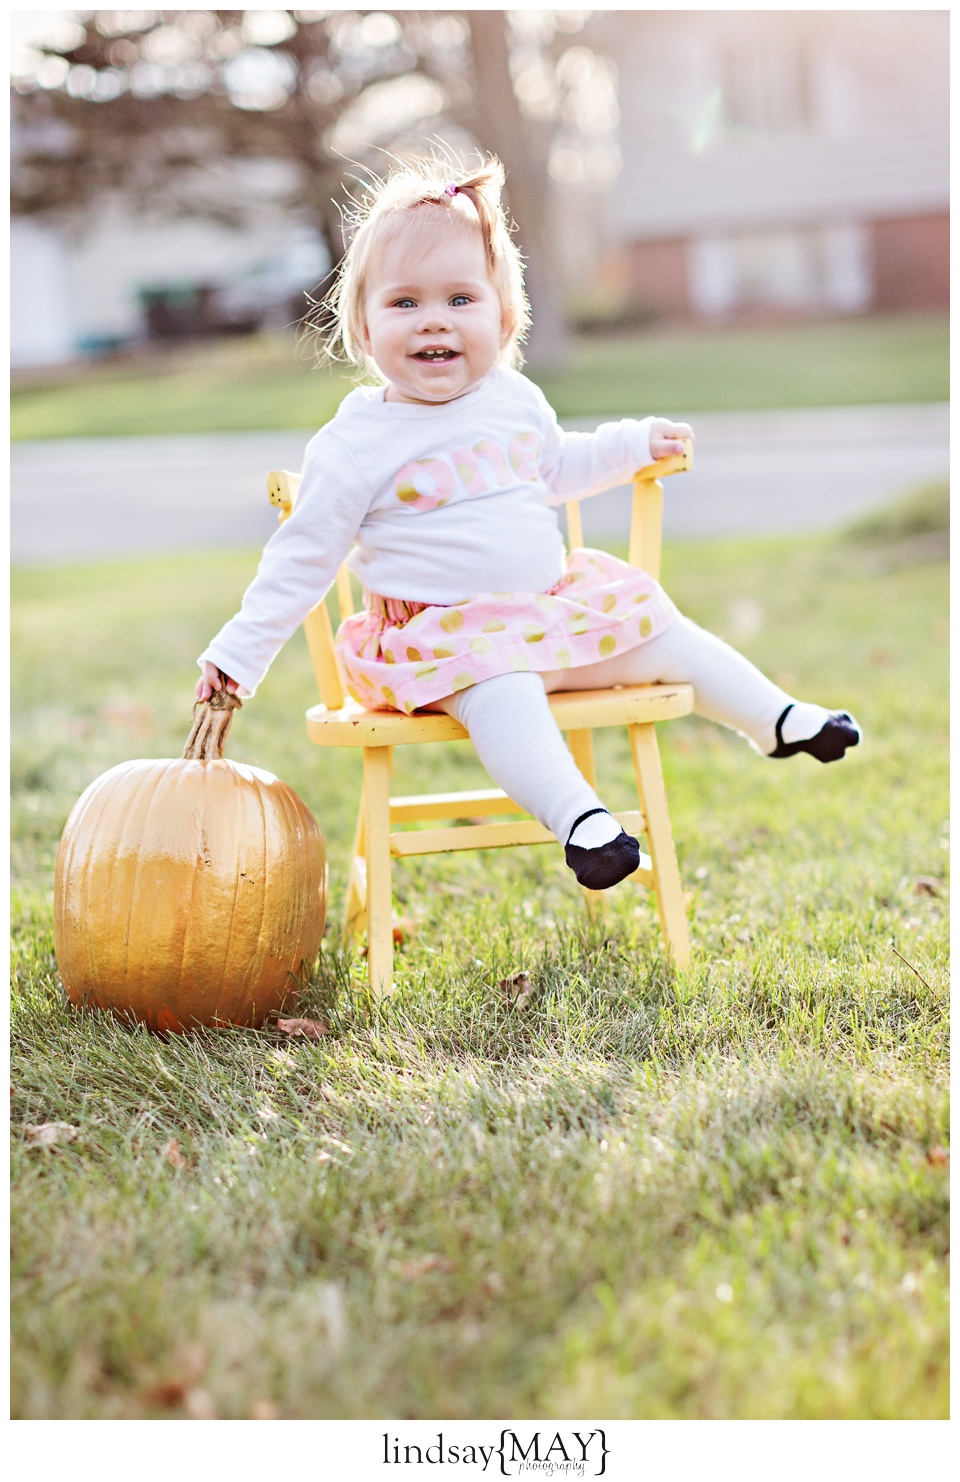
[305,682,694,746]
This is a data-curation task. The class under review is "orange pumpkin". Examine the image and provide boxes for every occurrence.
[54,689,326,1032]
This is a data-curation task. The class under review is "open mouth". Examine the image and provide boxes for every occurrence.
[414,349,459,362]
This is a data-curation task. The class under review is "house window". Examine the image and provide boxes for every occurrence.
[688,225,871,317]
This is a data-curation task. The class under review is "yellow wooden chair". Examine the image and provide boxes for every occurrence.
[267,446,695,994]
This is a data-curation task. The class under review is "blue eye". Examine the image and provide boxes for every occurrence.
[393,297,416,309]
[450,294,471,306]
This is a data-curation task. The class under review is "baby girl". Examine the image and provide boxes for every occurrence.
[198,157,860,891]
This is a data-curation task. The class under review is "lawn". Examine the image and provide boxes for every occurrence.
[10,311,948,441]
[10,489,949,1420]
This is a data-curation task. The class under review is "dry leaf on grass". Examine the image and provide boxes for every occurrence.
[392,915,421,946]
[499,972,535,1007]
[143,1380,189,1408]
[926,1145,950,1166]
[163,1138,190,1169]
[143,1378,213,1417]
[399,1253,456,1279]
[276,1017,327,1040]
[24,1122,78,1149]
[914,876,941,897]
[142,1343,207,1409]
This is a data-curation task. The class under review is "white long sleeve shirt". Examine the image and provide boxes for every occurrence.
[200,367,656,695]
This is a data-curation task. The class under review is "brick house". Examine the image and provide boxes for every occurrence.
[605,9,948,320]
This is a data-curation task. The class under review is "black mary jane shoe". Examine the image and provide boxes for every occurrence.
[564,808,642,890]
[769,705,861,763]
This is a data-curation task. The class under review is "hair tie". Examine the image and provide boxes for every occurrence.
[444,182,459,197]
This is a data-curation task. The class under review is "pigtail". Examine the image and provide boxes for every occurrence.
[446,162,505,273]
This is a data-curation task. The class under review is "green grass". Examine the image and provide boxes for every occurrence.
[10,311,948,441]
[11,492,949,1419]
[536,311,949,419]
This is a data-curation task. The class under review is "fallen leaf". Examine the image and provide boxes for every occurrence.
[143,1381,188,1408]
[392,915,420,946]
[399,1253,456,1279]
[163,1138,190,1169]
[926,1146,950,1166]
[914,876,941,897]
[499,972,535,1007]
[276,1017,327,1040]
[24,1122,78,1149]
[142,1343,207,1409]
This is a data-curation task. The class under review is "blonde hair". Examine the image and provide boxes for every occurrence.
[320,155,530,375]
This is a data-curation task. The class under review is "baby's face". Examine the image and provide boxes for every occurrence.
[360,212,508,405]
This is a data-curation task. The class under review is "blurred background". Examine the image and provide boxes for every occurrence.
[9,8,950,558]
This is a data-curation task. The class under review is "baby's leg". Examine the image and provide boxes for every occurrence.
[542,614,860,761]
[429,672,641,888]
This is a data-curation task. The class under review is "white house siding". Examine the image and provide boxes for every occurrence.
[612,11,949,241]
[10,218,76,367]
[66,199,302,346]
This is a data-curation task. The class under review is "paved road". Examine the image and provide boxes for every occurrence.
[10,402,948,565]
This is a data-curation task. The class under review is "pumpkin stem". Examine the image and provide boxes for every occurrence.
[182,685,243,761]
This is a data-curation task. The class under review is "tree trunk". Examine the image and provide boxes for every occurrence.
[464,10,570,370]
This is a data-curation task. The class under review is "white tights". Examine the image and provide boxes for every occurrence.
[429,615,827,845]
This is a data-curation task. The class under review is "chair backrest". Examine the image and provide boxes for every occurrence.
[267,443,693,711]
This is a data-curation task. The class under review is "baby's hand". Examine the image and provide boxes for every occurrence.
[650,418,694,460]
[196,662,241,703]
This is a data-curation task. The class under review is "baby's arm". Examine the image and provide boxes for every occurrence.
[535,386,695,504]
[196,429,372,698]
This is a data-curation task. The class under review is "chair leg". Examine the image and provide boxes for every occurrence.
[566,728,604,919]
[566,728,597,789]
[363,745,394,996]
[628,723,691,969]
[342,803,367,943]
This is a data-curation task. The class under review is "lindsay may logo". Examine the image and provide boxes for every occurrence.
[382,1430,609,1476]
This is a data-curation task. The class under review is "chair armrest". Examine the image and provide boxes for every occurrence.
[636,440,694,480]
[267,469,301,520]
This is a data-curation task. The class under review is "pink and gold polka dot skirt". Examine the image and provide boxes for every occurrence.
[336,547,679,713]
